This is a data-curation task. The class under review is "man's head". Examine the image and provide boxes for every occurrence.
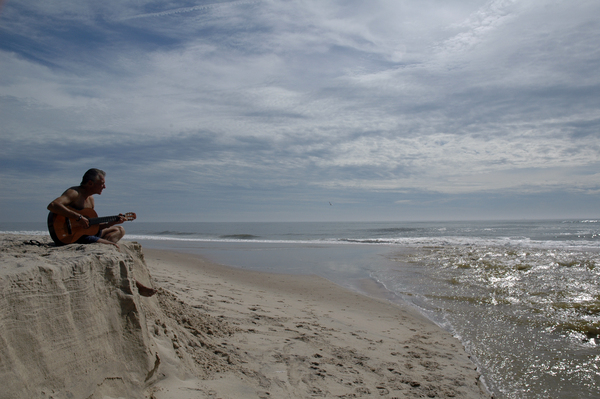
[81,168,106,195]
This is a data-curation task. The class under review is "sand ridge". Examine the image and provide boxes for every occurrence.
[0,235,158,399]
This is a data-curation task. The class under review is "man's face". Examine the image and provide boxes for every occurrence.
[91,176,106,195]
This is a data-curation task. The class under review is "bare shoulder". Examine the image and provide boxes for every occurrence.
[54,186,87,209]
[64,186,80,194]
[60,186,83,200]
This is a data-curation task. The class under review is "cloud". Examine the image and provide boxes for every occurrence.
[1,0,600,221]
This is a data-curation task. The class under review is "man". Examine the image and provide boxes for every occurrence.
[48,168,156,296]
[47,168,125,248]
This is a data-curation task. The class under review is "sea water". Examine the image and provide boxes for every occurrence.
[3,219,599,398]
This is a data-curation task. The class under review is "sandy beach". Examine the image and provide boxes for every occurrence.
[143,248,489,398]
[0,235,489,398]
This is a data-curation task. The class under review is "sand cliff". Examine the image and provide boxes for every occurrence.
[0,236,161,398]
[0,236,247,399]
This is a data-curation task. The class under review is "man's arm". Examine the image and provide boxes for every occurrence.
[100,214,126,229]
[47,189,90,228]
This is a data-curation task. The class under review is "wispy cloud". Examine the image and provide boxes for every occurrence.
[1,0,599,221]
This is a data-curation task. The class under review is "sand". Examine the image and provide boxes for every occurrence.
[0,235,489,398]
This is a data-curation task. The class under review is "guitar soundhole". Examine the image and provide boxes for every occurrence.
[66,219,72,235]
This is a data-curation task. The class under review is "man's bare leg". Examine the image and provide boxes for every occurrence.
[100,226,156,297]
[101,225,125,243]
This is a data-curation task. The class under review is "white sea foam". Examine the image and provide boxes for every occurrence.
[124,233,600,251]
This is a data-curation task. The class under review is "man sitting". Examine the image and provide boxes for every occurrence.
[48,168,156,297]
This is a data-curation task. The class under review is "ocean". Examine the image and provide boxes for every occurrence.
[3,219,599,398]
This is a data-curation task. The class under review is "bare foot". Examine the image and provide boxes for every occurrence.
[136,280,157,297]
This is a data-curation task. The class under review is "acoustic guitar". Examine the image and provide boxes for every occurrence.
[47,207,136,246]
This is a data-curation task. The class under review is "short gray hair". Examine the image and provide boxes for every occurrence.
[81,168,106,185]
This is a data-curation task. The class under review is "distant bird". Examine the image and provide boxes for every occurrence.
[329,202,332,206]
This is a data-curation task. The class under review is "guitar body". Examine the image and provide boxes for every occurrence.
[48,207,136,246]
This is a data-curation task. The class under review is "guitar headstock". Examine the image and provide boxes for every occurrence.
[123,212,136,221]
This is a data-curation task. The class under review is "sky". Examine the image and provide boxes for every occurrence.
[1,0,599,223]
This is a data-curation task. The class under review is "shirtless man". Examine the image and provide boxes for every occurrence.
[47,168,125,248]
[48,168,156,297]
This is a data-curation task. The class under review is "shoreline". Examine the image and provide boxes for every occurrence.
[142,246,490,398]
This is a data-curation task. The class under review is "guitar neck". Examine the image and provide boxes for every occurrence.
[88,215,121,226]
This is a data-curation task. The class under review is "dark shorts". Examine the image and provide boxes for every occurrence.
[77,229,102,244]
